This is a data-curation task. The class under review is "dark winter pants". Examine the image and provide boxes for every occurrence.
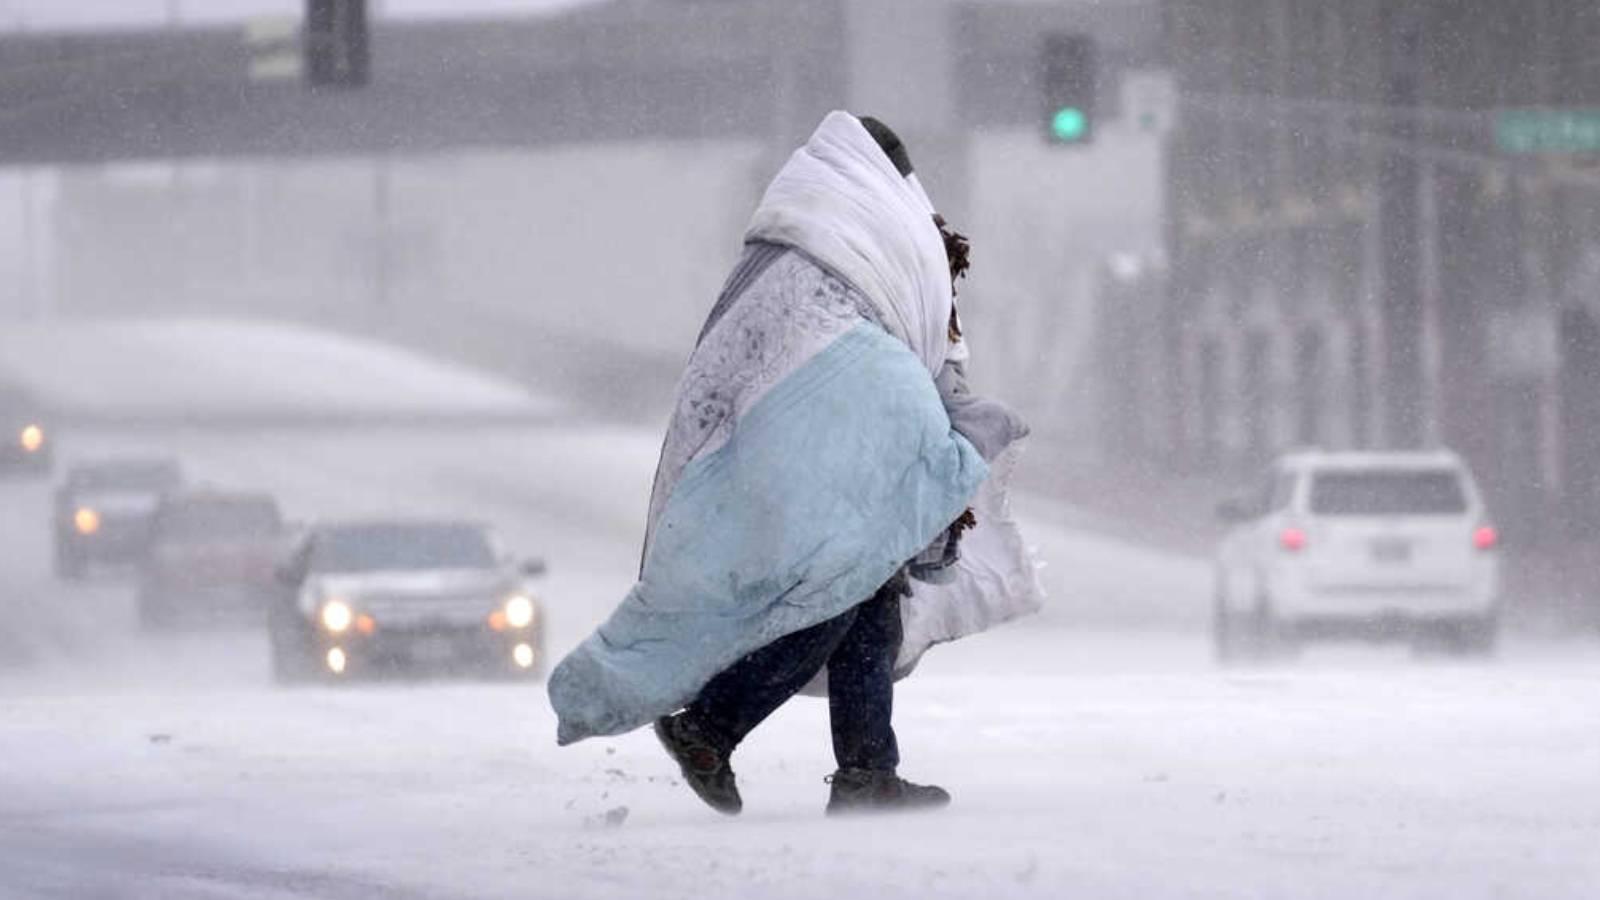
[684,576,906,772]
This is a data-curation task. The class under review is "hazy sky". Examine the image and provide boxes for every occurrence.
[0,0,602,30]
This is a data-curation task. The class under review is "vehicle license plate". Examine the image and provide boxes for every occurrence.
[410,636,457,662]
[1370,538,1412,564]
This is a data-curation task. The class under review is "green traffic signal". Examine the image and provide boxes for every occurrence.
[1051,106,1088,142]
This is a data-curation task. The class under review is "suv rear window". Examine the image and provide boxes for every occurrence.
[1309,470,1468,516]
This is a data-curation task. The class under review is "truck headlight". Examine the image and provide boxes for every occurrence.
[19,424,43,452]
[74,507,101,535]
[320,599,353,633]
[504,594,536,629]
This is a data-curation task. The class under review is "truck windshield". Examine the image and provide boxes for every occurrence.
[312,524,497,573]
[160,499,283,539]
[73,463,181,492]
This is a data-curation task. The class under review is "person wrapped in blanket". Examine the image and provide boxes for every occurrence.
[547,112,1038,816]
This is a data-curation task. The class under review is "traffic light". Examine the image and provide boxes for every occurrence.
[1040,33,1097,145]
[306,0,369,88]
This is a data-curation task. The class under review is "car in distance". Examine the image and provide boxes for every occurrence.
[137,490,287,629]
[0,385,52,477]
[267,520,546,683]
[1214,449,1499,660]
[53,458,184,579]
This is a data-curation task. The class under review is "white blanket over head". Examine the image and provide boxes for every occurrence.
[747,111,955,376]
[750,111,1044,685]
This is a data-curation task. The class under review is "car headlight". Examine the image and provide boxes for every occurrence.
[19,424,43,453]
[504,594,536,629]
[320,599,354,633]
[74,507,101,535]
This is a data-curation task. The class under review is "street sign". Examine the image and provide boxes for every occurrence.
[245,17,302,82]
[1495,108,1600,155]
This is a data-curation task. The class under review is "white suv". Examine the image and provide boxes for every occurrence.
[1214,450,1500,660]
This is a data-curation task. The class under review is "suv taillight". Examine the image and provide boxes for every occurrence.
[1474,525,1498,552]
[1279,527,1307,553]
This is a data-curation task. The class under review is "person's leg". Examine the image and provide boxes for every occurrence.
[684,606,859,752]
[825,577,904,771]
[822,574,951,813]
[657,605,861,814]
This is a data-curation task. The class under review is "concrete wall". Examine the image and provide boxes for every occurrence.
[46,140,767,360]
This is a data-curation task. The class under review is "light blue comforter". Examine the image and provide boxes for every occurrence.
[549,320,987,744]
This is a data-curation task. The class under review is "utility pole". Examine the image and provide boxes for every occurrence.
[19,168,33,319]
[372,157,391,310]
[1376,8,1427,449]
[10,6,30,320]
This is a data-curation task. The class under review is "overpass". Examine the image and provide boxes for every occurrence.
[0,0,1158,166]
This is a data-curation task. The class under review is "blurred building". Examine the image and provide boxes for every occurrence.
[1140,1,1600,545]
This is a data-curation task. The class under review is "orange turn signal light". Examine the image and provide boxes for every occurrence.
[488,610,508,632]
[355,614,376,635]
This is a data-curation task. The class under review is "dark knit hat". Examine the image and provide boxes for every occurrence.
[859,115,914,177]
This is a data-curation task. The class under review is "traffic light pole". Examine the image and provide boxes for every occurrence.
[1376,12,1427,450]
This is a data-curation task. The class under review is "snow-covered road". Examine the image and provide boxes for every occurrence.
[3,422,1598,899]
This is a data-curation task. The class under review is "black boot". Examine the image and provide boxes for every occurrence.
[654,713,742,816]
[825,768,950,815]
